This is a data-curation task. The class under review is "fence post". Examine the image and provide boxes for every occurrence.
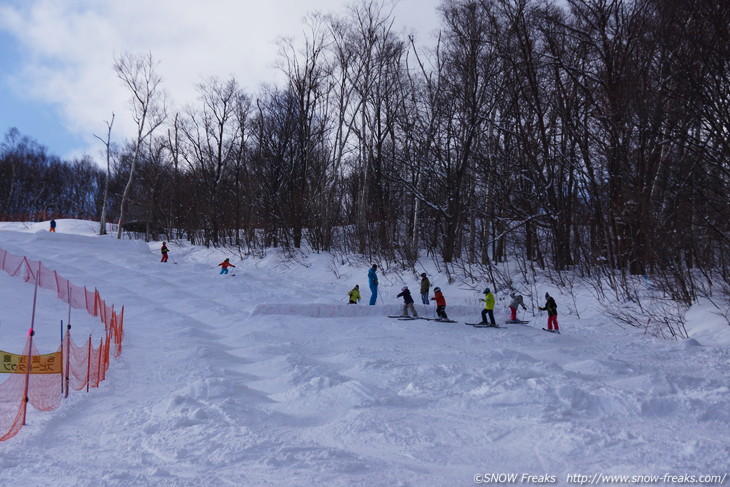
[60,320,64,395]
[22,261,41,425]
[64,326,71,398]
[96,338,103,388]
[86,335,92,393]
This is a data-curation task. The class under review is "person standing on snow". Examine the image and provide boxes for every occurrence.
[348,285,361,304]
[430,287,448,320]
[480,288,497,326]
[396,286,418,318]
[538,292,560,333]
[420,273,431,305]
[160,242,169,262]
[368,264,379,305]
[508,292,527,322]
[218,258,236,275]
[49,219,57,232]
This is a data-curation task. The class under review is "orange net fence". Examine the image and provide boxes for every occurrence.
[0,247,124,441]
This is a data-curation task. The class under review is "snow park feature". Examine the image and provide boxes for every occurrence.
[0,220,728,486]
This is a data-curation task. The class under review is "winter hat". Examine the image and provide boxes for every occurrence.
[483,288,490,294]
[434,287,441,293]
[545,292,550,299]
[421,273,427,277]
[355,285,359,289]
[402,286,408,291]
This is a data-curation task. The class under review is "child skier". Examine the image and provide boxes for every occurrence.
[396,286,419,318]
[49,219,56,232]
[160,242,169,262]
[480,288,497,326]
[218,258,236,275]
[430,287,448,320]
[348,285,361,304]
[538,292,560,333]
[508,292,527,322]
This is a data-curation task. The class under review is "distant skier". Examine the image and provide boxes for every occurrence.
[420,273,431,305]
[508,292,527,322]
[348,285,361,304]
[479,288,497,326]
[430,287,448,320]
[160,242,169,262]
[49,219,56,232]
[538,292,560,333]
[396,286,418,318]
[368,264,379,305]
[218,258,236,275]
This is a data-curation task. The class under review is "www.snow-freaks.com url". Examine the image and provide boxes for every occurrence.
[472,473,728,484]
[563,473,728,485]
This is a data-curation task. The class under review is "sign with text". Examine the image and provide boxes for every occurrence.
[0,350,62,374]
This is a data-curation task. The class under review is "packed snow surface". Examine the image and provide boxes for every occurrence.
[0,220,728,486]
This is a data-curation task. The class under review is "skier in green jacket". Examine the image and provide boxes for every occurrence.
[419,273,431,305]
[348,285,361,304]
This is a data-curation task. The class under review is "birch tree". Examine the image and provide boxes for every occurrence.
[113,51,166,239]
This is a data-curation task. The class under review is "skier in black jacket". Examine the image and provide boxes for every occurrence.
[396,286,419,318]
[538,293,560,333]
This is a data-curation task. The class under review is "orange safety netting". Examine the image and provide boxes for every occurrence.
[0,247,123,441]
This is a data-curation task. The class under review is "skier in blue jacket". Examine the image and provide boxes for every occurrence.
[368,264,379,305]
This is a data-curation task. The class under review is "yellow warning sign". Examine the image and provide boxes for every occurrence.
[0,350,62,374]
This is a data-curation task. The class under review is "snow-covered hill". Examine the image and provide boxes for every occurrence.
[0,220,728,486]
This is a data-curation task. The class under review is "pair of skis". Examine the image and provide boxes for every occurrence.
[388,315,457,323]
[387,315,558,333]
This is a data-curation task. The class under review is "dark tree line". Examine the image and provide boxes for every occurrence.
[2,0,729,313]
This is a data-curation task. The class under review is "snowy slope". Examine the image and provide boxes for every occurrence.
[0,220,728,487]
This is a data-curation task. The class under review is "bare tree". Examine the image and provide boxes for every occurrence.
[113,51,167,239]
[93,113,115,235]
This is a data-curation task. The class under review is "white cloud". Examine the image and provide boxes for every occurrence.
[0,0,440,160]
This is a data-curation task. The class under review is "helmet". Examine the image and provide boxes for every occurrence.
[402,286,408,291]
[421,273,427,277]
[483,288,490,294]
[434,287,441,293]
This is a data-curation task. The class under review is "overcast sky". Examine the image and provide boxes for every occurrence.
[0,0,441,162]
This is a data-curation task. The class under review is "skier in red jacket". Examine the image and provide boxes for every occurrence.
[218,258,236,275]
[430,287,449,321]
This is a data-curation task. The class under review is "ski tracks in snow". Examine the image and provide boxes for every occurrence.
[1,229,728,486]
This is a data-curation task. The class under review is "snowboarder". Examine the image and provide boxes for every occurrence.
[218,258,236,275]
[430,287,448,320]
[348,285,361,304]
[368,264,379,305]
[538,292,560,333]
[508,292,527,322]
[49,219,56,232]
[396,286,418,318]
[480,288,497,326]
[420,273,431,305]
[160,242,169,262]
